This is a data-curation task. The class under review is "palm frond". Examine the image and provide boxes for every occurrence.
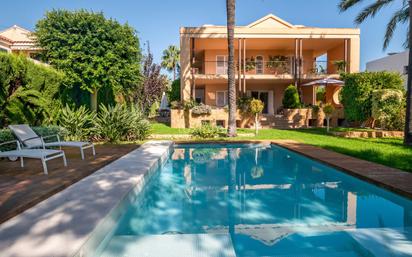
[355,0,394,24]
[384,6,409,50]
[338,0,365,12]
[404,24,410,49]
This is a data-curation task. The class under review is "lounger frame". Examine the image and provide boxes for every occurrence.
[0,140,67,174]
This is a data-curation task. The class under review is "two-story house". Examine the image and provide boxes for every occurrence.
[0,25,40,58]
[172,14,360,128]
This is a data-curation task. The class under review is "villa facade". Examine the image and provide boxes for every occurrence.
[172,14,360,128]
[0,25,40,58]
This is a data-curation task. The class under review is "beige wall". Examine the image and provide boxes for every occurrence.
[327,43,345,74]
[349,38,360,72]
[180,36,192,101]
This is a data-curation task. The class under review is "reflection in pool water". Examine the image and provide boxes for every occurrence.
[96,144,412,257]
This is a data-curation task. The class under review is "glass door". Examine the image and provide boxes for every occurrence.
[256,56,264,74]
[216,55,227,75]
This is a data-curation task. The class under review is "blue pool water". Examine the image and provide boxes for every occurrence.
[95,143,412,257]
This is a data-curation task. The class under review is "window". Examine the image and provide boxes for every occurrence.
[404,65,409,75]
[195,88,205,104]
[216,120,225,127]
[216,55,228,75]
[216,91,228,107]
[256,55,264,74]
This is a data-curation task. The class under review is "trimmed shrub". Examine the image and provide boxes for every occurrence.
[0,52,64,126]
[282,85,301,109]
[190,123,224,138]
[192,104,212,116]
[250,99,264,135]
[341,72,404,122]
[371,89,405,130]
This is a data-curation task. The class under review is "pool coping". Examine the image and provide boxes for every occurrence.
[0,140,173,257]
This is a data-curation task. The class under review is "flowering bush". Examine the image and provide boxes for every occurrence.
[191,104,212,116]
[190,123,224,138]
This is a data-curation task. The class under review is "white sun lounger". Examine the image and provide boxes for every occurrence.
[9,124,95,160]
[0,140,67,174]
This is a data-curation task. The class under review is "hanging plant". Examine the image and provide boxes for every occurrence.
[266,55,290,74]
[332,60,347,73]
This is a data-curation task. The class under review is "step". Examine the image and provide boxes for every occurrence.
[273,250,361,257]
[99,233,236,257]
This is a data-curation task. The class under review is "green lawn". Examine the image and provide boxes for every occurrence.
[151,123,412,172]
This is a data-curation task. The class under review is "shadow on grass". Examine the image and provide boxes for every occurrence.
[316,144,412,172]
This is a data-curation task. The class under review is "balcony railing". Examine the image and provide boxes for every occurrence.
[192,60,345,76]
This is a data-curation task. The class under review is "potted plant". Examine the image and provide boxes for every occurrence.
[249,98,264,135]
[267,55,289,74]
[323,103,335,132]
[332,60,346,73]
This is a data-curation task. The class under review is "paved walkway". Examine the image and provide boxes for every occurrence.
[273,140,412,199]
[0,144,138,224]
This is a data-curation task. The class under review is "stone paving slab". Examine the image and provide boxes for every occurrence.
[272,140,412,199]
[0,141,172,257]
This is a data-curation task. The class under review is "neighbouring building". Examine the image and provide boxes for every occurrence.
[173,14,360,128]
[366,50,408,88]
[0,25,41,58]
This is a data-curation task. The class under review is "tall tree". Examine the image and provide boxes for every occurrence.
[227,0,237,137]
[161,45,180,81]
[338,0,412,145]
[35,9,141,111]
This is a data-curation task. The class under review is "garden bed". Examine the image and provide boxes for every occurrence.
[332,130,403,138]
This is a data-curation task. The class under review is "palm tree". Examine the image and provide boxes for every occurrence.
[339,0,412,145]
[161,45,180,81]
[227,0,237,137]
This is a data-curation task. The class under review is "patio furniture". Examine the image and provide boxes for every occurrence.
[9,124,95,160]
[0,140,67,174]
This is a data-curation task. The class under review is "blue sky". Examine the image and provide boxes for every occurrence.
[0,0,407,70]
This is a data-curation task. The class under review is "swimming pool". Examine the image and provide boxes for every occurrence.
[93,143,412,257]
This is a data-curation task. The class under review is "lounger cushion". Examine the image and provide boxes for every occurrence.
[44,141,92,148]
[0,149,62,158]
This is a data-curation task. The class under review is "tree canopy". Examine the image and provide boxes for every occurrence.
[35,9,142,110]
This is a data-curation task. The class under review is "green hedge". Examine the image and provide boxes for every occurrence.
[0,52,64,127]
[341,72,404,122]
[0,126,68,151]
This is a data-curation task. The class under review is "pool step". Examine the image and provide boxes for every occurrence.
[273,251,361,257]
[99,233,236,257]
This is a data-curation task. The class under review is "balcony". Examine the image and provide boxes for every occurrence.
[191,59,344,80]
